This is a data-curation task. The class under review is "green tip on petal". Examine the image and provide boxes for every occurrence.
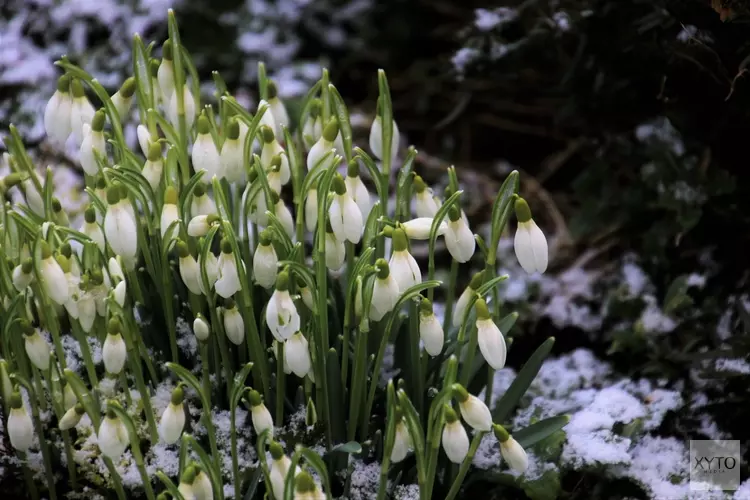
[514,197,532,223]
[227,118,240,140]
[444,405,458,423]
[60,242,72,258]
[21,257,33,274]
[294,471,315,493]
[375,258,390,279]
[19,319,34,335]
[56,254,71,273]
[107,317,122,335]
[1,173,22,190]
[147,142,162,162]
[392,228,408,252]
[196,115,210,135]
[148,58,160,78]
[248,169,259,183]
[259,229,273,246]
[175,240,190,258]
[347,159,360,178]
[276,270,290,291]
[162,40,173,61]
[469,270,485,290]
[74,403,86,415]
[248,389,262,407]
[57,74,71,93]
[413,174,427,194]
[309,99,322,118]
[322,117,339,142]
[51,197,62,213]
[91,109,106,132]
[452,383,469,402]
[332,173,346,195]
[95,176,107,190]
[269,441,284,460]
[270,154,282,170]
[118,183,128,200]
[492,424,510,442]
[10,391,22,409]
[71,79,86,98]
[267,80,278,99]
[181,465,197,485]
[419,297,433,315]
[171,385,184,405]
[84,205,97,223]
[260,125,275,143]
[106,186,120,205]
[220,238,233,254]
[193,182,206,197]
[40,240,53,260]
[106,407,117,419]
[475,298,491,321]
[120,77,136,98]
[224,297,236,310]
[448,205,461,222]
[164,185,178,205]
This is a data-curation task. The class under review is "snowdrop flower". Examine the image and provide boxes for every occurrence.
[246,171,269,225]
[79,109,106,176]
[187,213,220,238]
[248,389,273,437]
[177,465,198,500]
[253,231,278,288]
[324,224,346,271]
[413,175,439,218]
[190,183,217,217]
[299,280,314,311]
[192,466,214,500]
[23,177,45,217]
[148,58,162,105]
[419,298,444,356]
[304,183,318,232]
[266,271,300,342]
[475,298,507,370]
[51,197,69,227]
[267,81,289,140]
[302,99,323,150]
[370,259,400,321]
[444,206,475,263]
[193,314,210,342]
[104,186,138,262]
[294,470,326,500]
[271,191,295,240]
[223,299,245,345]
[401,217,447,240]
[12,258,34,292]
[142,142,164,190]
[62,383,77,411]
[77,285,97,333]
[285,332,312,378]
[22,324,51,371]
[391,416,412,463]
[266,154,285,194]
[345,160,372,220]
[102,319,127,375]
[307,118,338,171]
[388,228,421,292]
[7,391,33,451]
[59,403,86,431]
[259,125,290,185]
[198,251,219,295]
[161,187,181,240]
[158,41,176,101]
[176,241,203,296]
[272,341,292,375]
[442,405,469,464]
[329,174,363,244]
[80,206,106,252]
[257,99,277,136]
[39,241,69,305]
[97,405,129,459]
[454,271,484,328]
[44,74,73,144]
[159,385,186,445]
[111,77,135,121]
[167,84,196,131]
[494,425,529,473]
[369,99,400,162]
[220,118,244,183]
[192,115,221,181]
[137,124,152,157]
[453,384,492,432]
[215,239,242,298]
[269,442,296,500]
[513,197,548,274]
[69,79,96,146]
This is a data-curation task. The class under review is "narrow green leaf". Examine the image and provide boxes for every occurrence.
[329,441,362,455]
[329,84,352,161]
[514,415,570,449]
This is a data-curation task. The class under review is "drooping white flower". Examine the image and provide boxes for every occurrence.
[167,84,197,131]
[454,271,484,328]
[257,99,277,138]
[300,284,314,311]
[495,426,529,473]
[59,404,86,431]
[12,258,34,292]
[444,206,475,263]
[79,110,107,176]
[198,251,219,295]
[369,108,400,162]
[157,41,176,101]
[413,175,439,218]
[267,81,289,140]
[301,99,323,150]
[246,174,269,225]
[266,272,300,342]
[307,118,338,171]
[69,79,96,146]
[102,320,127,375]
[266,154,285,194]
[324,228,346,271]
[253,232,278,289]
[192,467,214,500]
[193,314,210,342]
[513,198,548,274]
[285,332,312,378]
[177,241,203,296]
[223,301,245,345]
[329,174,363,244]
[454,385,492,432]
[23,325,51,371]
[192,115,221,181]
[190,183,217,218]
[77,290,96,333]
[159,386,186,445]
[80,206,106,252]
[370,259,400,322]
[7,392,33,451]
[388,228,421,292]
[401,217,447,240]
[44,74,73,144]
[97,407,130,459]
[442,406,469,464]
[177,466,197,500]
[104,186,138,262]
[220,118,244,183]
[269,443,296,500]
[111,77,135,121]
[304,186,318,233]
[142,142,164,191]
[187,214,220,238]
[259,125,290,185]
[62,383,77,411]
[419,298,444,356]
[273,194,295,241]
[137,124,152,157]
[215,239,242,298]
[475,298,507,370]
[248,390,273,437]
[293,470,326,500]
[161,187,181,240]
[391,418,412,463]
[345,161,372,220]
[39,242,69,305]
[148,58,162,106]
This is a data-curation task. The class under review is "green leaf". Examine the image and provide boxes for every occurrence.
[493,337,555,423]
[184,434,225,500]
[521,468,562,500]
[377,70,394,174]
[488,171,519,264]
[297,446,334,500]
[326,348,345,443]
[156,471,186,500]
[329,441,362,455]
[329,84,353,161]
[514,415,570,449]
[663,275,689,314]
[241,465,263,500]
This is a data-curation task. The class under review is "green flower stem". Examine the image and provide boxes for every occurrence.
[459,324,479,387]
[443,260,459,331]
[44,372,77,489]
[347,324,368,442]
[109,403,157,500]
[70,321,99,387]
[209,304,233,404]
[375,381,397,500]
[423,358,458,499]
[31,368,47,412]
[320,69,330,123]
[408,302,424,416]
[484,365,494,407]
[18,451,40,500]
[123,339,159,443]
[275,341,285,424]
[444,431,487,500]
[119,372,134,406]
[199,341,212,407]
[167,10,191,186]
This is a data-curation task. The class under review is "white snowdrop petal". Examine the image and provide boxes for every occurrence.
[41,257,70,305]
[284,333,311,378]
[402,218,446,240]
[324,233,346,271]
[251,404,274,437]
[442,421,469,464]
[159,403,186,444]
[137,124,151,157]
[476,318,507,370]
[390,421,411,463]
[501,437,529,473]
[97,417,129,459]
[304,190,318,232]
[224,308,245,345]
[459,395,492,432]
[445,219,475,263]
[342,195,363,244]
[8,408,34,451]
[102,333,127,374]
[253,245,278,289]
[419,314,444,356]
[104,206,138,259]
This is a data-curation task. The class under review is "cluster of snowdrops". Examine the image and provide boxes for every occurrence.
[0,10,560,500]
